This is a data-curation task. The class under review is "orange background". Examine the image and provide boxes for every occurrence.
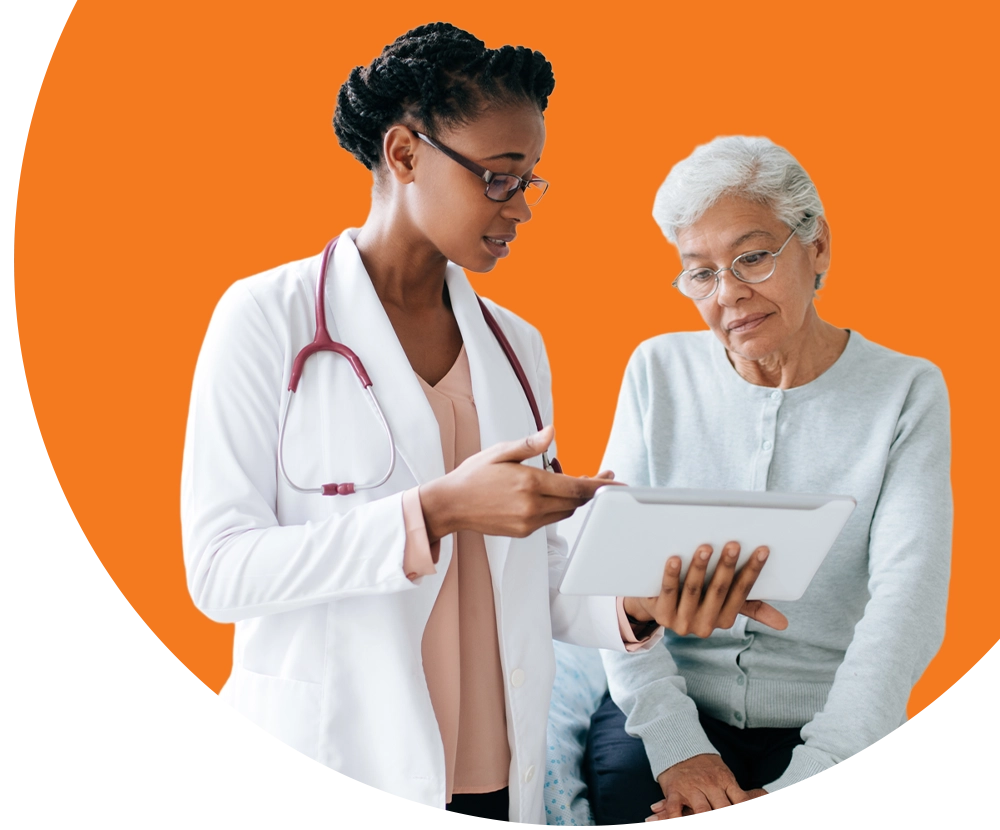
[14,0,998,716]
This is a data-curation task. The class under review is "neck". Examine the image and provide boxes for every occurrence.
[727,308,849,389]
[353,201,449,312]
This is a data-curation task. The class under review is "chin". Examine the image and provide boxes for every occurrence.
[458,253,501,274]
[725,333,778,361]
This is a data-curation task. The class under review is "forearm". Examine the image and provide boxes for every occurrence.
[183,492,415,622]
[602,645,717,777]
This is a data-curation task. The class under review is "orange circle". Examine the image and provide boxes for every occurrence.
[15,1,999,716]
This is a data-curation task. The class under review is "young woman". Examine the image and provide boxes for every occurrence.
[180,23,783,822]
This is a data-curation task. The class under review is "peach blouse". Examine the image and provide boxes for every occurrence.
[399,346,650,801]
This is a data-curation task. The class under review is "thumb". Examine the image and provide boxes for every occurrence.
[487,424,555,464]
[740,600,788,631]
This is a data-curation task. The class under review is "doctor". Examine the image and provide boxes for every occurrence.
[181,22,785,823]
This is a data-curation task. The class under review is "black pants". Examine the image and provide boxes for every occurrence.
[584,692,803,825]
[447,788,509,821]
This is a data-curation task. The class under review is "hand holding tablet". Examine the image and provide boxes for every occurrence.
[561,487,857,607]
[622,539,788,636]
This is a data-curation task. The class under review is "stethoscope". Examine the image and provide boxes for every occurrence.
[278,237,562,497]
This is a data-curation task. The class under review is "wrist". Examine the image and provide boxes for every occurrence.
[623,596,653,623]
[418,477,457,543]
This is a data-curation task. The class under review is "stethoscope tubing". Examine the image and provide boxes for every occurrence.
[278,236,559,497]
[279,238,397,496]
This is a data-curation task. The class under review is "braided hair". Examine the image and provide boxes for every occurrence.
[334,22,555,170]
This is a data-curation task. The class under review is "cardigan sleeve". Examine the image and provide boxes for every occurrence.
[764,366,952,791]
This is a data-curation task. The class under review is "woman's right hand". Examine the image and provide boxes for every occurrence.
[418,425,606,542]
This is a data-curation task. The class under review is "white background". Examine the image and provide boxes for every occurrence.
[2,3,995,827]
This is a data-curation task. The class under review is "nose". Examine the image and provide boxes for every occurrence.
[500,189,532,223]
[715,268,752,306]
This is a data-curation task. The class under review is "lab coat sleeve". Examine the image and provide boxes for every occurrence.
[526,328,662,653]
[181,282,416,624]
[763,366,953,792]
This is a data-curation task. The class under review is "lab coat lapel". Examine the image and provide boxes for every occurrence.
[447,267,538,577]
[326,232,445,488]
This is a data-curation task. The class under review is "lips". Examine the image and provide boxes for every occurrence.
[483,234,515,258]
[726,313,771,333]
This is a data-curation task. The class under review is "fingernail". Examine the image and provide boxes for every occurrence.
[668,558,680,572]
[757,548,769,562]
[699,548,711,562]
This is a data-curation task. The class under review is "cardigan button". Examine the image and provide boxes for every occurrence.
[510,669,526,688]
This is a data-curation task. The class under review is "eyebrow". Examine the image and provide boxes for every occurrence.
[680,229,776,260]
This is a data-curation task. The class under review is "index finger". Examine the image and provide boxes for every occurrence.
[535,473,610,501]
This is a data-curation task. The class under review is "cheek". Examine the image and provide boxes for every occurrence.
[417,179,491,236]
[694,300,723,330]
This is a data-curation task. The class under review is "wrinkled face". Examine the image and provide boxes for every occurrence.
[675,196,831,361]
[406,102,546,272]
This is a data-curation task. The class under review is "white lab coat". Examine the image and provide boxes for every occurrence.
[181,229,646,822]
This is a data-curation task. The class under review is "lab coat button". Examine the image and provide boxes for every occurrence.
[762,440,773,451]
[510,669,526,688]
[525,765,536,783]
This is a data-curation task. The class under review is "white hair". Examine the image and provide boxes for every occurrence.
[652,136,825,249]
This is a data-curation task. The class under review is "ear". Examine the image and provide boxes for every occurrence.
[382,125,419,185]
[810,216,832,276]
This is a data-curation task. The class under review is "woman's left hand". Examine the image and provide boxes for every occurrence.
[623,542,788,637]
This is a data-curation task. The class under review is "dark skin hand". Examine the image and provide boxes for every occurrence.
[648,755,767,820]
[421,426,789,635]
[653,754,748,819]
[624,541,788,636]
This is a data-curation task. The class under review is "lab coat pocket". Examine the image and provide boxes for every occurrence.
[227,666,322,760]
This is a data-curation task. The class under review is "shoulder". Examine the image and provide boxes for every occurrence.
[624,330,717,378]
[222,252,320,319]
[631,330,715,360]
[478,296,546,361]
[199,252,323,372]
[848,331,948,398]
[207,251,323,345]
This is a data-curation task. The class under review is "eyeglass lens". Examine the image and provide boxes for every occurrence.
[485,176,547,206]
[677,251,777,299]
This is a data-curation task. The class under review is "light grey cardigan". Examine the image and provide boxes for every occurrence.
[600,329,951,792]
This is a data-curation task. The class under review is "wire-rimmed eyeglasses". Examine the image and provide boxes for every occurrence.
[672,225,801,300]
[415,131,549,206]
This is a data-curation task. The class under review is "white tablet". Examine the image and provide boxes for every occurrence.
[558,487,856,602]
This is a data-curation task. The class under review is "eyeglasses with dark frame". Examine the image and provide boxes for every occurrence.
[414,131,549,207]
[672,224,802,300]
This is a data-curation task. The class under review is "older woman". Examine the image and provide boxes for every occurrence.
[581,136,952,823]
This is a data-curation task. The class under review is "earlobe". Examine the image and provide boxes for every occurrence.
[382,125,418,185]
